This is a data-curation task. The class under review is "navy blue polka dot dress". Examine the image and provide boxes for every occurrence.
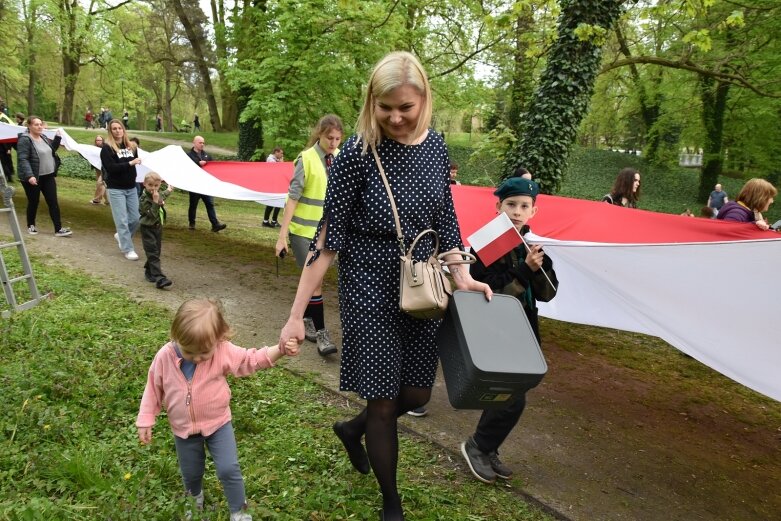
[312,131,462,400]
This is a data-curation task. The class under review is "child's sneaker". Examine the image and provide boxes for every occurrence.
[27,225,38,235]
[230,512,252,521]
[184,490,204,520]
[55,228,72,237]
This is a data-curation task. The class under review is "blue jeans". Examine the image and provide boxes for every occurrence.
[173,421,246,513]
[107,187,139,253]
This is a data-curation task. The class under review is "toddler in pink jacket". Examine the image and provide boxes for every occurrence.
[136,298,299,521]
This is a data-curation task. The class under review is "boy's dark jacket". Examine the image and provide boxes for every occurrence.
[139,189,170,226]
[469,225,558,342]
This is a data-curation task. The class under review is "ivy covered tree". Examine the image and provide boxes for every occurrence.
[503,0,623,193]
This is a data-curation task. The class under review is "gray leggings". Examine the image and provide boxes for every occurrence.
[173,421,246,513]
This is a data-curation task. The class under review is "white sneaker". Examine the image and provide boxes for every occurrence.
[27,225,38,235]
[125,250,139,261]
[113,233,121,249]
[230,511,252,521]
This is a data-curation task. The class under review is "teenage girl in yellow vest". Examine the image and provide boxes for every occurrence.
[275,114,343,356]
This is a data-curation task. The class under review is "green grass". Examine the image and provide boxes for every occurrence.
[0,260,553,521]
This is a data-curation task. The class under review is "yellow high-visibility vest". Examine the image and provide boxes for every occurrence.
[288,145,339,239]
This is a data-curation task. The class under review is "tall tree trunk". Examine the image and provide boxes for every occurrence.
[615,24,661,161]
[26,50,36,115]
[507,8,535,131]
[61,55,79,125]
[212,0,237,130]
[504,0,623,193]
[698,75,730,202]
[170,0,223,131]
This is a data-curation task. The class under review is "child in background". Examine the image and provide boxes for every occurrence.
[139,172,174,289]
[460,177,559,484]
[137,298,300,521]
[449,161,461,185]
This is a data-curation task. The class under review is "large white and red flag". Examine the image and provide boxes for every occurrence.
[4,122,778,401]
[456,191,781,402]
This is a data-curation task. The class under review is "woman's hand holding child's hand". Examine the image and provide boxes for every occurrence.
[138,426,152,445]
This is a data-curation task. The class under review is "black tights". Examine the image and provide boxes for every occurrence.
[340,386,431,521]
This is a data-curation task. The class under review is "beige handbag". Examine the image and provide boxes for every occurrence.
[372,146,475,319]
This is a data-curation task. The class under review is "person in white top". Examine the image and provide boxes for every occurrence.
[262,147,284,227]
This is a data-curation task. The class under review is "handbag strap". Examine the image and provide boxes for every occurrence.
[371,145,406,255]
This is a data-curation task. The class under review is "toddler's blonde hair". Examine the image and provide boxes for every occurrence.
[171,299,233,354]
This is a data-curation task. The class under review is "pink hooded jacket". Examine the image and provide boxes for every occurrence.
[136,341,275,438]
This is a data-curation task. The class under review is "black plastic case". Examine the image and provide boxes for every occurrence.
[437,290,548,409]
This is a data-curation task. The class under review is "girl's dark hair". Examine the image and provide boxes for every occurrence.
[610,167,641,204]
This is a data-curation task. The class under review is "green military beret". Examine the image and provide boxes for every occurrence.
[494,177,540,201]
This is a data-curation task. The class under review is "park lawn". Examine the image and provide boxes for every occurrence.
[0,257,554,521]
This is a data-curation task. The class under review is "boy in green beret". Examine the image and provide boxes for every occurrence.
[460,176,559,483]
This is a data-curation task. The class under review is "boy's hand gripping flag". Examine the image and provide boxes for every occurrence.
[466,213,522,267]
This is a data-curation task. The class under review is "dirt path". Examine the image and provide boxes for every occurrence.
[4,212,780,521]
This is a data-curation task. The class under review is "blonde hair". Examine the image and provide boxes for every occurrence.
[354,51,433,154]
[144,171,162,183]
[737,178,777,211]
[305,114,344,148]
[104,119,136,153]
[170,299,233,354]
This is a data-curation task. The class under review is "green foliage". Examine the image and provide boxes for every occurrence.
[56,154,94,180]
[505,0,624,193]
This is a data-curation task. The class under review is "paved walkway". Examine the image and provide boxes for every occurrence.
[61,126,237,157]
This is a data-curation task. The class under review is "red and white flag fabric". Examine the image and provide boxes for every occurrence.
[454,191,781,402]
[5,122,779,402]
[466,212,522,267]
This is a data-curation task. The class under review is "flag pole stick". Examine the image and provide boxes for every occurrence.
[519,234,557,292]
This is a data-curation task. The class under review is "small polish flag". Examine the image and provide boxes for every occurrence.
[466,213,522,267]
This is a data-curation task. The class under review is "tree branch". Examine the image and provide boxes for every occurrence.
[601,56,781,98]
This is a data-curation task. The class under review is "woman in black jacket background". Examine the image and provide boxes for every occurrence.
[16,116,71,236]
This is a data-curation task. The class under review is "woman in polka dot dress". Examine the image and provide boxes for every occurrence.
[279,51,491,521]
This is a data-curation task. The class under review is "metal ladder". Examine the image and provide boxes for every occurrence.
[0,164,47,318]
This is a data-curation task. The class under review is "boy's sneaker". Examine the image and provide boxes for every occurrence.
[406,406,428,417]
[211,222,227,232]
[156,277,173,289]
[261,220,274,228]
[230,510,252,521]
[316,329,337,356]
[113,233,121,249]
[27,225,38,235]
[270,220,280,227]
[460,437,497,484]
[125,250,139,261]
[304,318,317,342]
[54,228,72,237]
[488,450,513,479]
